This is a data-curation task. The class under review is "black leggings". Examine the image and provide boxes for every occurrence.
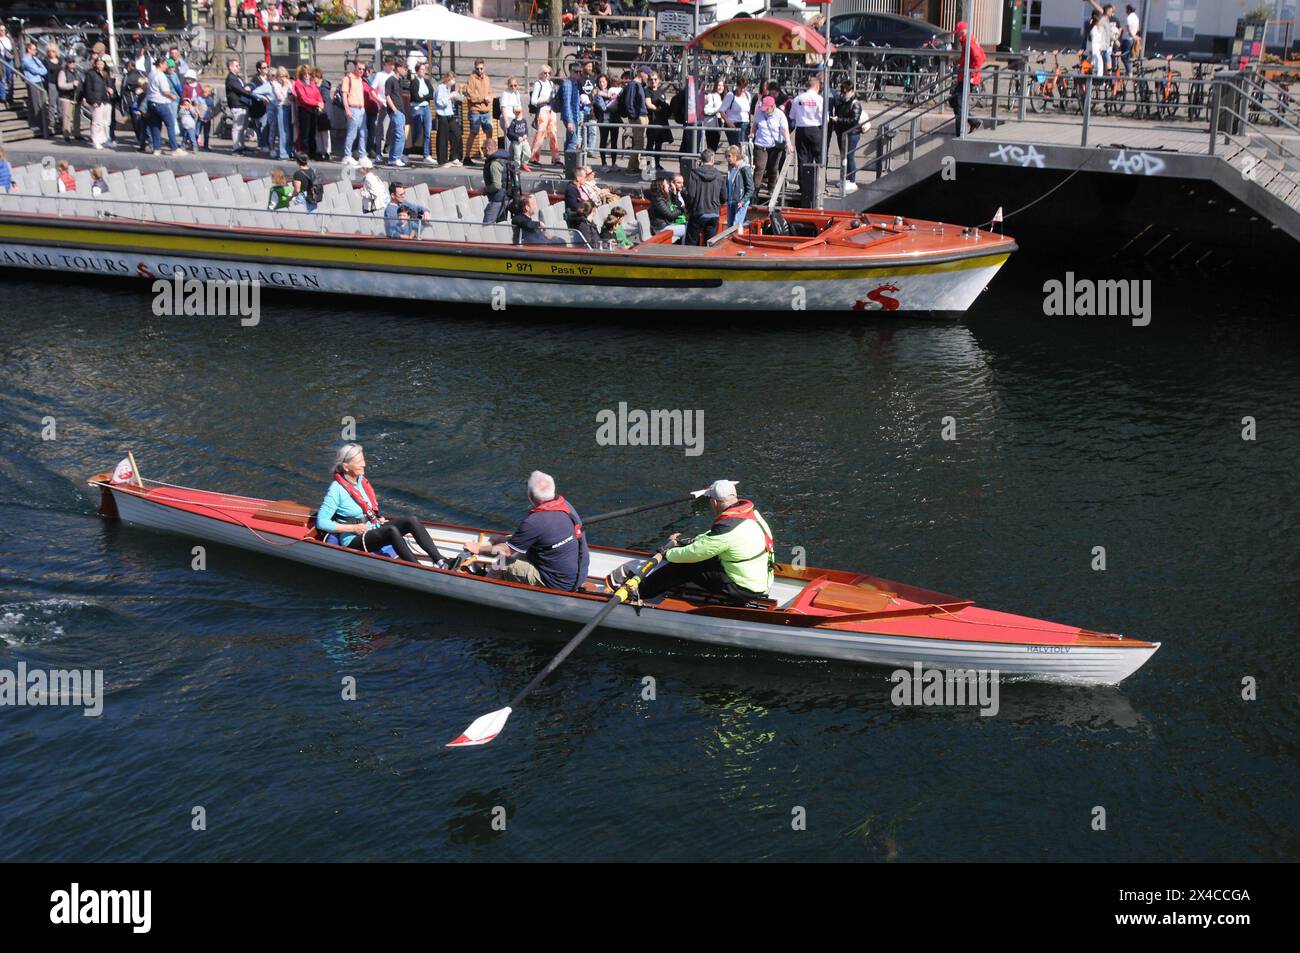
[436,113,462,164]
[348,515,440,563]
[599,122,618,166]
[635,555,764,602]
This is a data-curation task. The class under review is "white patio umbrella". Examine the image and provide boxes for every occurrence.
[318,4,529,45]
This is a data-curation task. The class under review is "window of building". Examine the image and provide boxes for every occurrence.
[1164,0,1199,41]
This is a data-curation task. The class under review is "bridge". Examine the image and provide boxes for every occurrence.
[828,65,1300,252]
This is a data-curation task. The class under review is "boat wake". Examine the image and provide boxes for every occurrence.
[0,598,93,646]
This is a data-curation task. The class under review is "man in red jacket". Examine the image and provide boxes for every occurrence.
[949,21,986,134]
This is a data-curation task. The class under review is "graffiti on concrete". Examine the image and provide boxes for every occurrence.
[989,143,1047,168]
[1108,150,1168,176]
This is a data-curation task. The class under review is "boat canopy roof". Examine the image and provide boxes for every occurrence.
[685,17,836,55]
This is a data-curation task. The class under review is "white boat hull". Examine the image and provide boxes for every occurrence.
[0,240,1007,312]
[109,489,1159,684]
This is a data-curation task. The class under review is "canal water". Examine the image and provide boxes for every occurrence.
[1,265,1295,861]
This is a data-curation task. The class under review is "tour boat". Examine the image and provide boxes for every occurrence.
[0,161,1015,312]
[87,470,1159,684]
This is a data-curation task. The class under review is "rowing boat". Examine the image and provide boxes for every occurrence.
[1,161,1016,312]
[87,470,1159,684]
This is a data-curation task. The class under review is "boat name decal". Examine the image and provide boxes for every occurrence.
[1027,646,1071,653]
[0,247,322,289]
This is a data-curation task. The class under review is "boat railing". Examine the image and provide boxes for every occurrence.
[2,188,597,247]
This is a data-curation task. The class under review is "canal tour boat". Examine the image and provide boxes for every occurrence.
[87,468,1159,685]
[0,161,1015,312]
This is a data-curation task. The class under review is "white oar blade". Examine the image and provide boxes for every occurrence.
[446,707,513,748]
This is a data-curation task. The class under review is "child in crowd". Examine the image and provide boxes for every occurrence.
[56,159,75,192]
[179,98,199,152]
[0,145,15,193]
[267,168,293,210]
[600,205,634,248]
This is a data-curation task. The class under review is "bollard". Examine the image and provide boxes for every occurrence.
[1081,73,1092,147]
[1018,56,1028,122]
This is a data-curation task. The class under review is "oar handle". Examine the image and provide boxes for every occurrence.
[584,482,736,526]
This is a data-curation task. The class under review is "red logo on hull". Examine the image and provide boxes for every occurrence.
[852,283,901,311]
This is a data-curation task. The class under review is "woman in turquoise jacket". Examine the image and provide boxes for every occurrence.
[318,443,446,565]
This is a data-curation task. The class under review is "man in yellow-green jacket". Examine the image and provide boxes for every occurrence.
[629,480,775,602]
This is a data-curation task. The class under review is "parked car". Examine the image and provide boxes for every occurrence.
[829,11,951,50]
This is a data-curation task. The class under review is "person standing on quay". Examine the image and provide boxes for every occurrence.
[408,62,435,163]
[292,65,325,160]
[84,56,117,150]
[226,59,255,154]
[434,70,462,166]
[43,44,62,139]
[149,58,184,154]
[21,42,49,138]
[384,60,409,168]
[950,21,985,134]
[465,58,494,166]
[789,74,823,174]
[530,64,560,167]
[341,60,367,161]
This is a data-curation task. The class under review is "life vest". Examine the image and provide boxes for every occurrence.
[334,472,381,524]
[711,499,775,570]
[529,496,588,590]
[531,495,584,540]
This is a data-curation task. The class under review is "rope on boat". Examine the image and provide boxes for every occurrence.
[974,149,1097,230]
[105,478,1120,637]
[109,476,473,557]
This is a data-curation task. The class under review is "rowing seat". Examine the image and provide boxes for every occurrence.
[676,587,778,611]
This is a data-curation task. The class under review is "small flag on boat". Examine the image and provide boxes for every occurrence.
[993,206,1004,223]
[111,458,135,485]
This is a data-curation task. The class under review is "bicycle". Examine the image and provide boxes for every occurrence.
[1153,54,1180,120]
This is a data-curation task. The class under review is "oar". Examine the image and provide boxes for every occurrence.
[583,481,736,526]
[446,550,666,748]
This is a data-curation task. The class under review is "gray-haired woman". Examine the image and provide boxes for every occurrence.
[316,443,445,564]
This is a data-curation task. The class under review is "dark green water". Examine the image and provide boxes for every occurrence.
[1,264,1296,861]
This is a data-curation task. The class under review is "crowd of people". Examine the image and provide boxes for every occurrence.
[1084,1,1143,76]
[8,36,873,190]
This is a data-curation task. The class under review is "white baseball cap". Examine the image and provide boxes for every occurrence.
[705,480,737,501]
